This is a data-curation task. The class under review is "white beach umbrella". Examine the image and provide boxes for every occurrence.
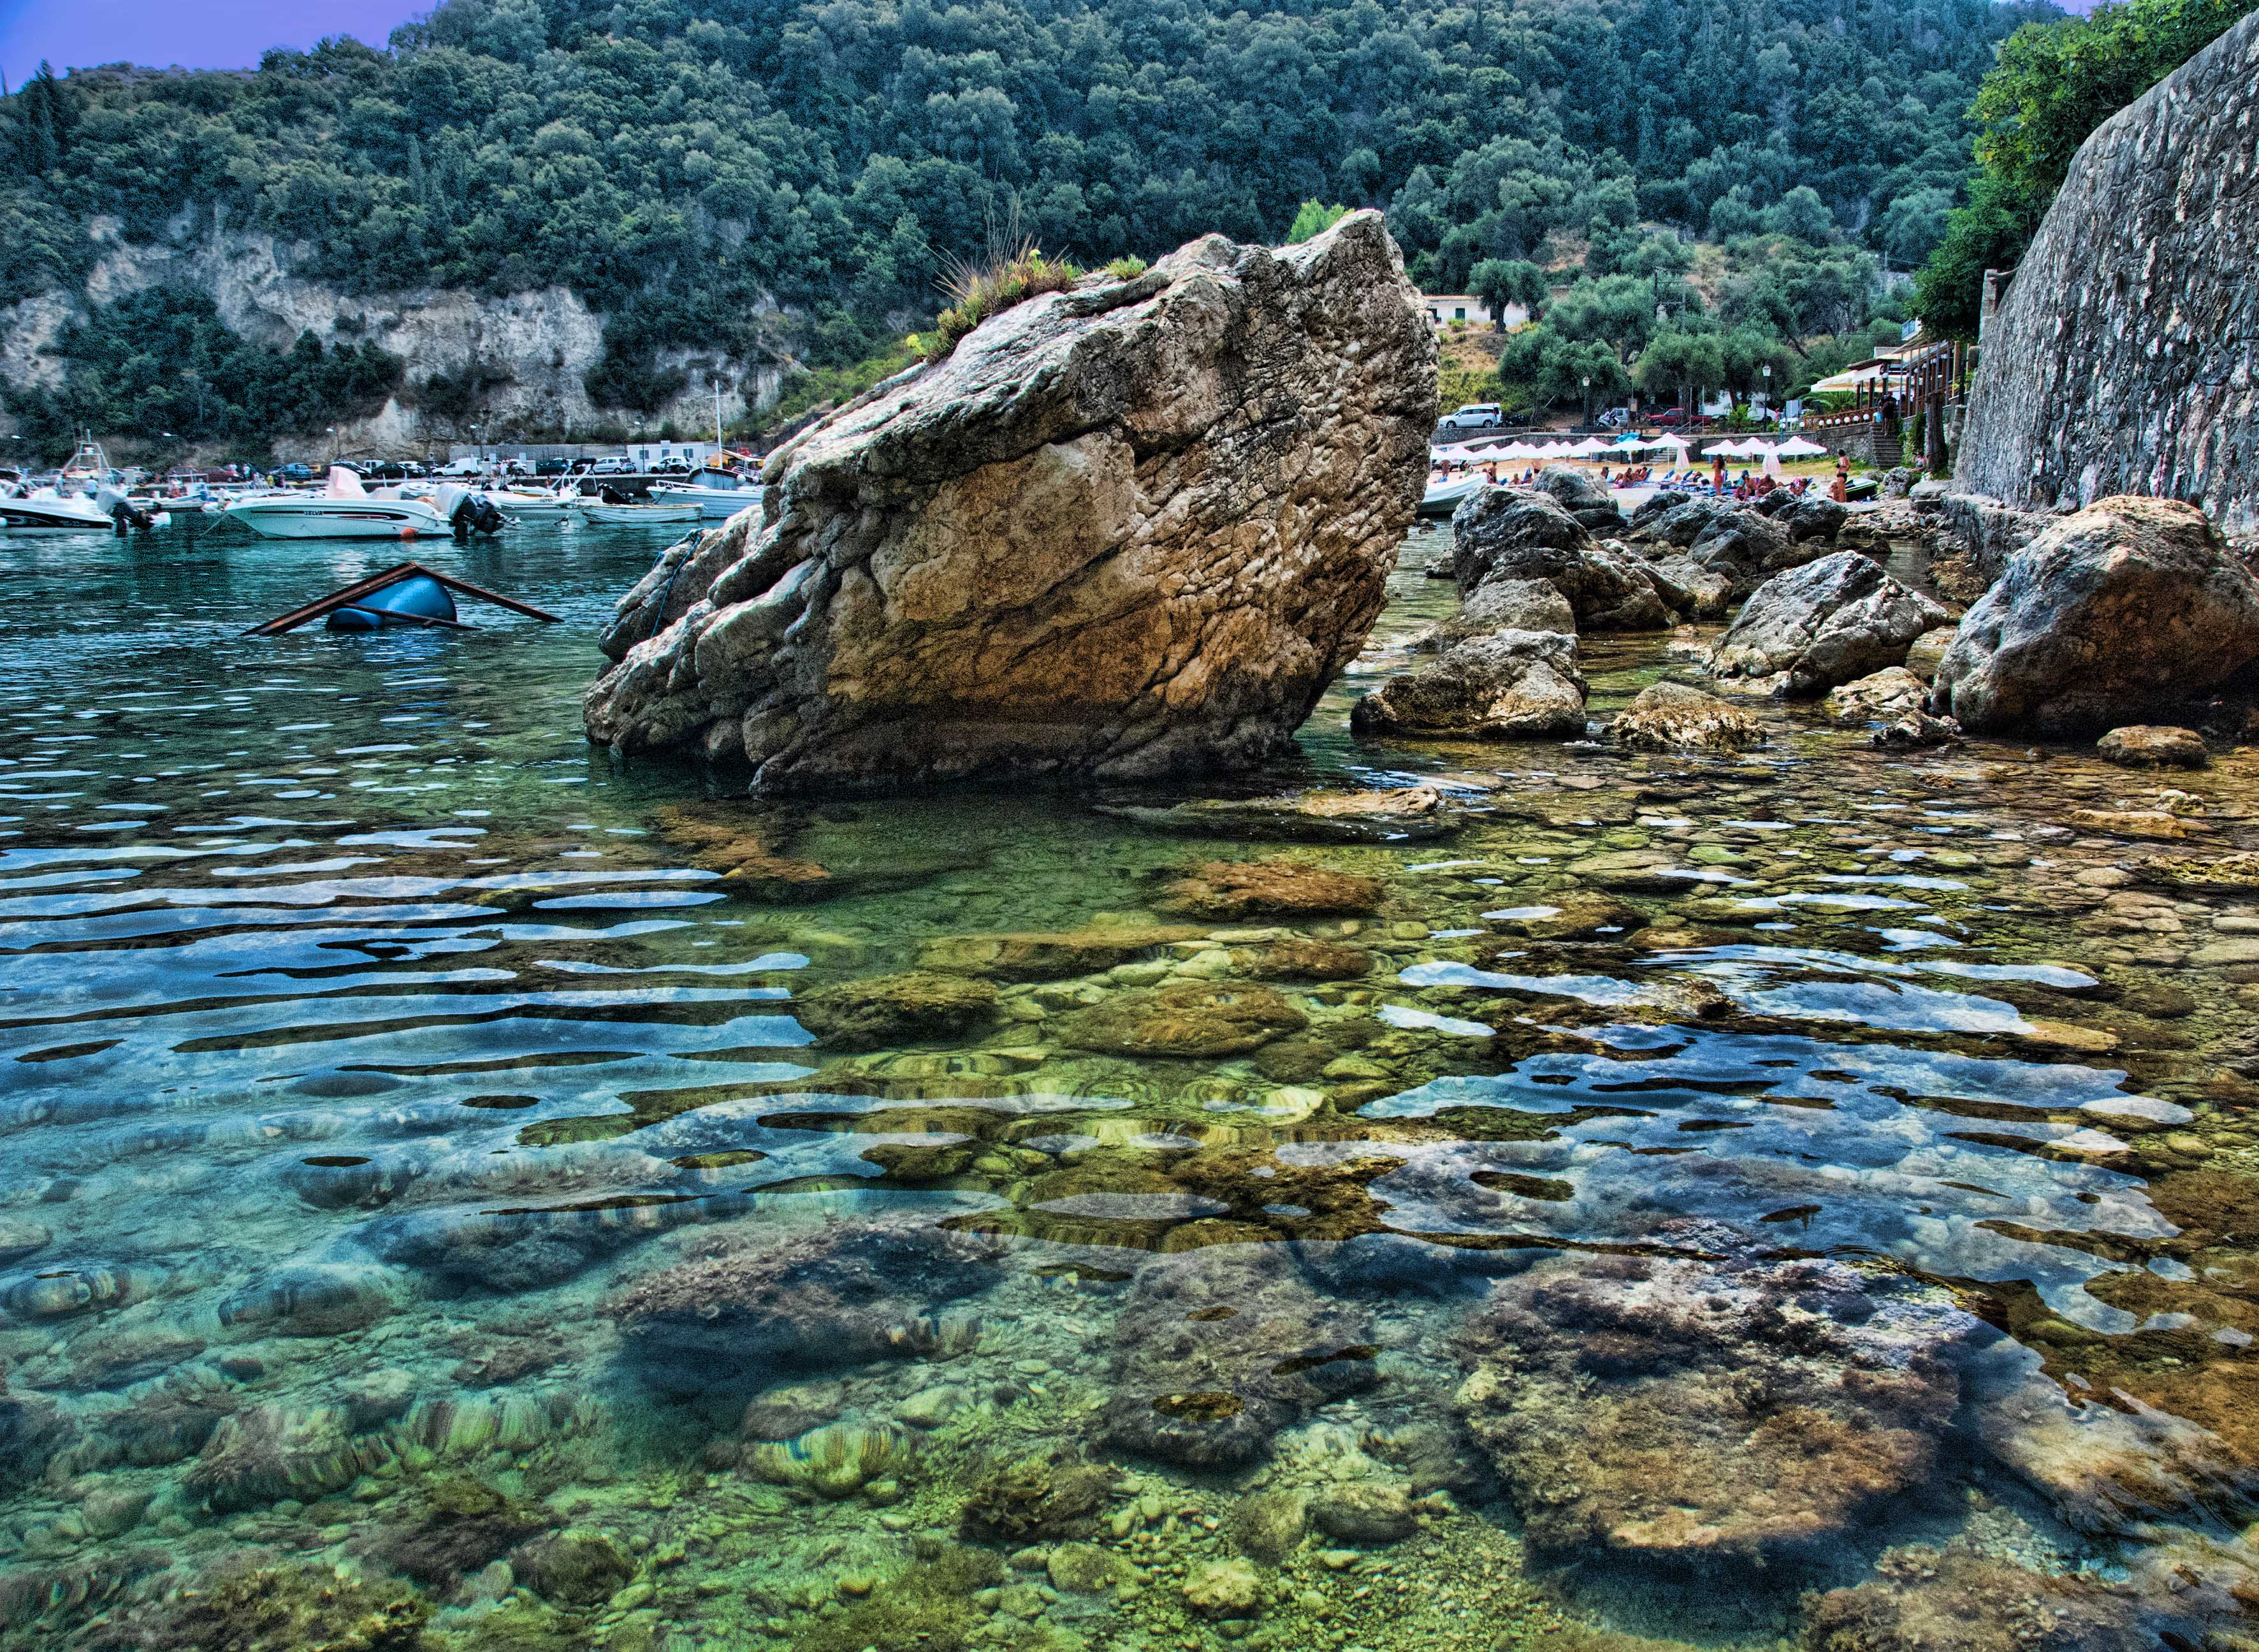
[1775,436,1830,458]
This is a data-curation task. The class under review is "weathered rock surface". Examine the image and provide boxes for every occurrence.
[1800,1541,2149,1652]
[1061,982,1307,1057]
[1155,859,1381,920]
[1687,508,1836,591]
[1823,666,1930,723]
[1903,625,1959,681]
[2097,725,2209,769]
[585,213,1435,788]
[1105,1247,1376,1467]
[918,926,1201,980]
[794,972,999,1049]
[1954,11,2259,534]
[1643,496,1734,547]
[1637,553,1733,621]
[1783,495,1848,542]
[1933,496,2259,734]
[612,1219,999,1393]
[1451,489,1669,630]
[1456,1248,1977,1562]
[1711,552,1949,695]
[1629,489,1689,530]
[1094,785,1460,843]
[1531,464,1627,533]
[1936,493,2052,586]
[1414,577,1574,650]
[1351,630,1587,739]
[1610,683,1766,751]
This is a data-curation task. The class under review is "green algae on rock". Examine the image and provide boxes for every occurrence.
[1061,982,1309,1057]
[793,971,999,1050]
[1153,859,1383,920]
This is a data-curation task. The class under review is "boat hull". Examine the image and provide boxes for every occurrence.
[0,502,116,532]
[1417,478,1483,517]
[574,502,702,526]
[648,484,762,521]
[224,501,447,540]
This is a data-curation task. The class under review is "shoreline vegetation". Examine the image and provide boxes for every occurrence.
[1,0,2037,465]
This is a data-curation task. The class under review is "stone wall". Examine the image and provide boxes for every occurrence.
[1954,13,2259,535]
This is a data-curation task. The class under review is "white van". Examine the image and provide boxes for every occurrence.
[437,456,490,477]
[1437,403,1502,431]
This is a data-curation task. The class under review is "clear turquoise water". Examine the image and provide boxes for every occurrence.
[0,518,2253,1651]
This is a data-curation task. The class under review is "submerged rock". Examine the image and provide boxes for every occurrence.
[2096,725,2208,769]
[1154,859,1381,920]
[585,214,1435,789]
[1872,711,1964,750]
[1609,683,1766,751]
[1351,630,1587,740]
[512,1528,634,1607]
[1455,1248,1977,1563]
[364,1474,552,1588]
[1231,938,1371,981]
[1710,551,1948,695]
[187,1403,364,1512]
[611,1219,1001,1395]
[1105,1246,1376,1467]
[1308,1480,1418,1546]
[960,1447,1112,1541]
[103,1560,430,1652]
[1183,1555,1264,1617]
[917,926,1202,980]
[1061,982,1307,1057]
[1094,785,1461,842]
[748,1421,907,1498]
[1800,1541,2149,1652]
[794,971,999,1049]
[1933,496,2259,734]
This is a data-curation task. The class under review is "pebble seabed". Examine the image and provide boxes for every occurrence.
[1,519,2256,1652]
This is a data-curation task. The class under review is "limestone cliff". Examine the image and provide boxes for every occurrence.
[584,211,1436,790]
[1954,13,2259,533]
[0,220,778,455]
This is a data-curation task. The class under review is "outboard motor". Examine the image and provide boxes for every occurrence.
[599,483,631,505]
[96,486,154,535]
[448,491,507,538]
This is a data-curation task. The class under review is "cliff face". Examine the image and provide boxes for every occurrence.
[0,221,778,455]
[1954,12,2259,534]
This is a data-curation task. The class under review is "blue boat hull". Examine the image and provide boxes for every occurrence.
[326,574,458,632]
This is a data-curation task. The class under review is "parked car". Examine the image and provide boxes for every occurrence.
[278,462,316,482]
[1436,403,1503,432]
[534,458,572,477]
[588,456,637,475]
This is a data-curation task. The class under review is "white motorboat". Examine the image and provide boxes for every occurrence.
[572,498,703,526]
[0,481,127,532]
[1418,473,1485,516]
[0,437,148,532]
[479,484,579,523]
[648,467,763,521]
[223,467,452,540]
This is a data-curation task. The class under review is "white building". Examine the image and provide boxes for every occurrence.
[1420,293,1531,330]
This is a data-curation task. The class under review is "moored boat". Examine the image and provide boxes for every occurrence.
[572,498,703,526]
[1418,473,1483,516]
[648,467,764,521]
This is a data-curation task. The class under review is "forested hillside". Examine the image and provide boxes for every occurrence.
[0,0,2046,449]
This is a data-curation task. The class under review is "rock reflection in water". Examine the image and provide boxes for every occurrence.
[0,525,2253,1652]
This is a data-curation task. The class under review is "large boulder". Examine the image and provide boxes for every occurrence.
[1933,496,2259,734]
[583,213,1435,788]
[1449,488,1591,593]
[1414,577,1574,652]
[1710,551,1949,696]
[1645,496,1734,547]
[1452,489,1670,630]
[1531,464,1625,533]
[1782,495,1848,542]
[1351,630,1587,740]
[1936,493,2052,585]
[1686,508,1827,590]
[1628,489,1689,530]
[1609,683,1766,751]
[1952,11,2259,534]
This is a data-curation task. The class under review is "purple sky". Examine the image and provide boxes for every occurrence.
[0,1,432,86]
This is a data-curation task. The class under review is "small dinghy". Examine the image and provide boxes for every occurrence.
[245,562,563,637]
[326,572,460,632]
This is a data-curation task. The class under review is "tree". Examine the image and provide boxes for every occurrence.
[1634,328,1725,415]
[1759,185,1834,245]
[1467,258,1547,328]
[1877,187,1953,269]
[1285,199,1347,243]
[1916,0,2258,340]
